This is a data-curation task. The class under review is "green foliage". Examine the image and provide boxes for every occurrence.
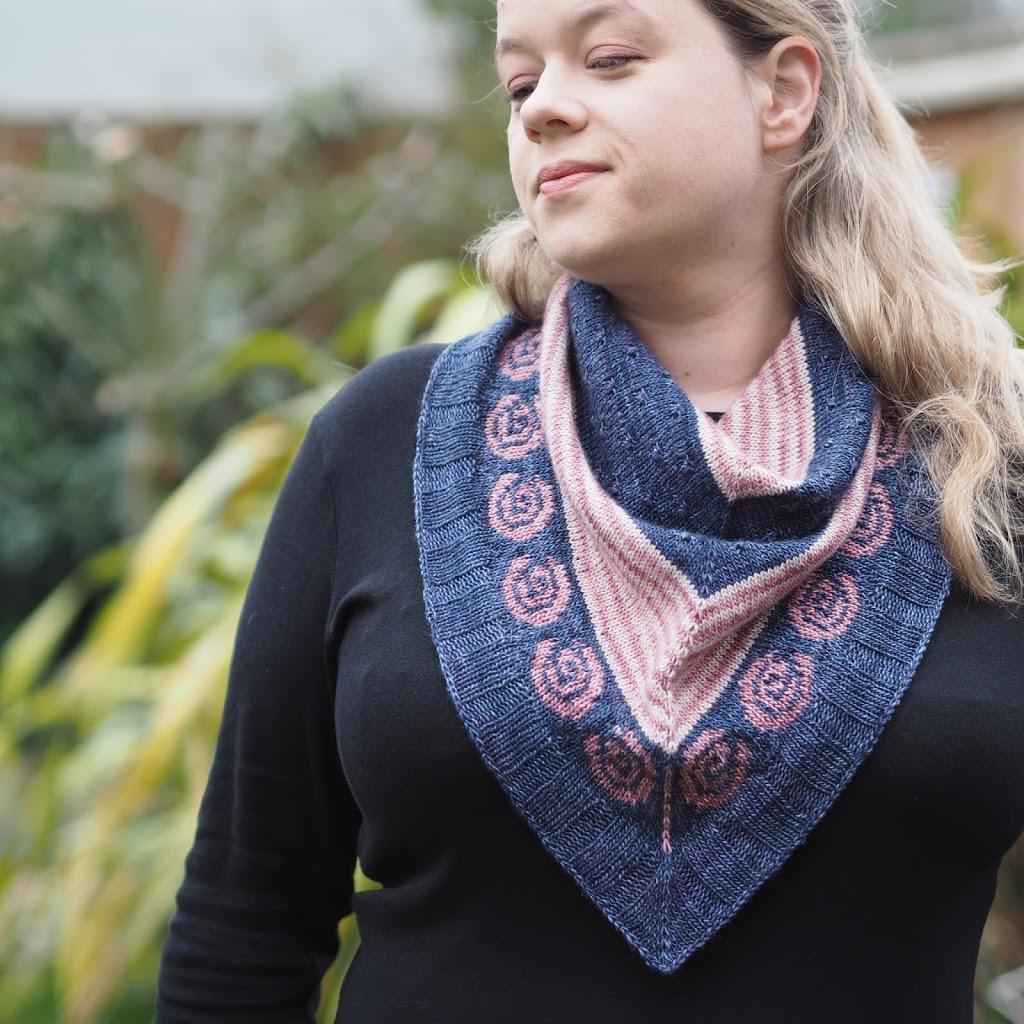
[7,7,1023,1017]
[0,31,514,1014]
[0,76,512,649]
[945,165,1024,342]
[0,268,500,1024]
[856,0,1009,36]
[0,205,140,644]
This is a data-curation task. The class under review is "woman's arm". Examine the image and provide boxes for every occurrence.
[155,412,361,1022]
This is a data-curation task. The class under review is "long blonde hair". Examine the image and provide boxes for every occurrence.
[466,0,1024,606]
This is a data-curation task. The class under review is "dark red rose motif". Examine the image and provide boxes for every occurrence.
[488,471,555,543]
[584,725,656,805]
[739,650,814,730]
[678,728,751,811]
[502,554,572,627]
[485,393,543,460]
[839,482,894,558]
[531,638,605,720]
[787,569,860,641]
[876,415,909,469]
[498,328,541,382]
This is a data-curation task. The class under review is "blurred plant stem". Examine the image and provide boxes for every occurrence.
[0,74,512,645]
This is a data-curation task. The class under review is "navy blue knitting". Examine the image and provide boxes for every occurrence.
[412,273,952,973]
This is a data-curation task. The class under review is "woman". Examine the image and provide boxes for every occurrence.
[156,0,1024,1021]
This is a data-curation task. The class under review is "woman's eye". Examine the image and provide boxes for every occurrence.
[503,55,642,106]
[588,54,641,71]
[505,83,535,105]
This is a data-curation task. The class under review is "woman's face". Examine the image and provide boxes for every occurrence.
[495,0,774,289]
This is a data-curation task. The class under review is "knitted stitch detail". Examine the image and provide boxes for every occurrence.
[411,273,952,974]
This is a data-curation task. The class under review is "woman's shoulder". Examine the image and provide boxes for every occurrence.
[311,310,522,454]
[309,343,452,481]
[314,342,448,442]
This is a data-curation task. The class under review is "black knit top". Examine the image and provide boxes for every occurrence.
[156,343,1024,1024]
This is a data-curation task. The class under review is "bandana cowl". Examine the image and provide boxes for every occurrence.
[412,274,952,974]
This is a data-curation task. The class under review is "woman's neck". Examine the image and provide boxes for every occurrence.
[606,261,798,414]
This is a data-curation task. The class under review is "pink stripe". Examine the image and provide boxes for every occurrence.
[764,355,784,469]
[753,360,769,465]
[765,346,778,468]
[777,334,800,472]
[726,395,739,439]
[552,381,688,724]
[545,299,681,698]
[694,418,877,639]
[546,309,688,630]
[763,352,781,467]
[541,286,698,726]
[553,375,679,619]
[771,340,794,475]
[702,313,816,498]
[777,334,799,477]
[533,275,880,753]
[781,323,813,478]
[796,329,816,475]
[664,616,765,725]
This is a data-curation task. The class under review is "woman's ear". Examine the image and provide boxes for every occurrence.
[754,35,821,154]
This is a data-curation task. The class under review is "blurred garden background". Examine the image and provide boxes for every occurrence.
[1,0,1023,1020]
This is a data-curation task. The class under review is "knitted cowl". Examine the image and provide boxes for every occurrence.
[412,272,952,974]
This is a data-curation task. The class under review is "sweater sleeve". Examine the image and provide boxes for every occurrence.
[155,411,361,1022]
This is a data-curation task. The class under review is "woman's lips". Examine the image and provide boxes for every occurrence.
[538,170,605,196]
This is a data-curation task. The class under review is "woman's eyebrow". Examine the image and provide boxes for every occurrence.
[494,0,659,65]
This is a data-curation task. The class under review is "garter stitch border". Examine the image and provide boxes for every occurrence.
[411,273,953,974]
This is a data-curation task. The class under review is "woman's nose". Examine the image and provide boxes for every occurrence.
[519,79,588,138]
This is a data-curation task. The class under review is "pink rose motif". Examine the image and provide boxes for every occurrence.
[678,728,751,811]
[531,638,605,720]
[498,328,541,382]
[584,725,655,805]
[876,415,909,469]
[488,472,555,543]
[739,650,814,730]
[840,482,894,558]
[485,393,543,460]
[787,569,860,641]
[502,554,572,627]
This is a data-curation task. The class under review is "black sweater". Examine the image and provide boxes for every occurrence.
[155,342,1024,1024]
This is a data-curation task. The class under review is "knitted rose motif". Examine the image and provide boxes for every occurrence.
[413,273,956,973]
[531,638,605,720]
[788,569,860,641]
[584,726,655,805]
[502,554,572,627]
[488,472,555,543]
[498,328,541,382]
[739,650,814,730]
[485,393,544,460]
[678,728,751,811]
[876,415,909,469]
[839,482,894,558]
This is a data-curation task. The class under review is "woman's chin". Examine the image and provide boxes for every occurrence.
[537,235,621,283]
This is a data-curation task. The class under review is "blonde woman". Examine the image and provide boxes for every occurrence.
[156,0,1024,1020]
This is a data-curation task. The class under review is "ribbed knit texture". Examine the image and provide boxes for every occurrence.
[411,273,953,974]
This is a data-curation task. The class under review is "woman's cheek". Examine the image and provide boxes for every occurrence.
[508,156,529,209]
